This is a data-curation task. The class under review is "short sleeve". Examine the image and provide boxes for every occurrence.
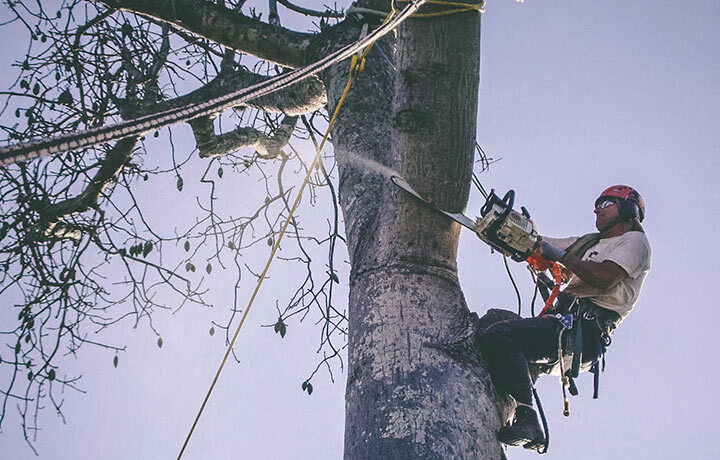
[604,233,651,279]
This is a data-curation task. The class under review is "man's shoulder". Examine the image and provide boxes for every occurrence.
[618,230,651,250]
[605,230,652,272]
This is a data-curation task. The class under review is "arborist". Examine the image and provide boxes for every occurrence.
[478,185,652,450]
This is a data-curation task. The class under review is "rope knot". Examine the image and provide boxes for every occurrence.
[350,54,366,73]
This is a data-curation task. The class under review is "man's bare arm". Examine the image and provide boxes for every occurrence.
[560,253,628,290]
[536,238,629,290]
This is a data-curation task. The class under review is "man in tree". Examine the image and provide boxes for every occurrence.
[479,185,652,450]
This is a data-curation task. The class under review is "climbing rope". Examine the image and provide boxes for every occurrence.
[531,380,551,454]
[502,255,522,315]
[472,172,489,199]
[0,0,431,167]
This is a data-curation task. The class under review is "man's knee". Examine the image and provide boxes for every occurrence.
[476,320,526,361]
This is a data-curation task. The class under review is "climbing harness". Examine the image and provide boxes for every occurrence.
[531,292,620,423]
[523,233,622,451]
[0,0,431,168]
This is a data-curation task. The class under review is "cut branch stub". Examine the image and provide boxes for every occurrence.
[189,115,298,159]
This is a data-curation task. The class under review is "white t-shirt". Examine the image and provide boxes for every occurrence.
[544,231,652,320]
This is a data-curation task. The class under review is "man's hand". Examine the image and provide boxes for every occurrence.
[535,239,567,262]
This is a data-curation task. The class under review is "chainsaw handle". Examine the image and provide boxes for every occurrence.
[500,190,515,220]
[480,189,515,218]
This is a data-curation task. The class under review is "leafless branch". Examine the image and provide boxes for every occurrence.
[94,0,313,67]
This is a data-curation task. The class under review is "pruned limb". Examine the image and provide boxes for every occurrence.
[189,114,297,159]
[94,0,313,68]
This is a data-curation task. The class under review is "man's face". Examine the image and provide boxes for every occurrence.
[594,199,620,231]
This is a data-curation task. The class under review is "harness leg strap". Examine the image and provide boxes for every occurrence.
[591,361,600,399]
[567,376,579,396]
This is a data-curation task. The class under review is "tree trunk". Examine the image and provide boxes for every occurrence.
[317,6,509,458]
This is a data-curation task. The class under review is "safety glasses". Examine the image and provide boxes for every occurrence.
[595,199,615,210]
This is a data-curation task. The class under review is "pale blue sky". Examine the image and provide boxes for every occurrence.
[2,1,719,459]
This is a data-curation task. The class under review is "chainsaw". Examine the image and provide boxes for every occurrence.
[391,175,539,261]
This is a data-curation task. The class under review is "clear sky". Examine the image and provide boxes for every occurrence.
[2,1,719,459]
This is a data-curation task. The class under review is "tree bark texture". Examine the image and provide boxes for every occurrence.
[314,7,509,459]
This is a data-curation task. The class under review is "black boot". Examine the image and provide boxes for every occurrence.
[497,404,545,449]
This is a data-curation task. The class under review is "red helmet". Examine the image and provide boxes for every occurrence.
[596,185,645,222]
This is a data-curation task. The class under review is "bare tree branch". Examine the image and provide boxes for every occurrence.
[0,0,345,448]
[276,0,345,19]
[94,0,314,67]
[36,137,139,240]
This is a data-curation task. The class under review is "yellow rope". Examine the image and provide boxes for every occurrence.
[348,0,484,18]
[403,0,485,18]
[176,14,391,460]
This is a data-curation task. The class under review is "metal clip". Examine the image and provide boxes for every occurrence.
[556,313,573,330]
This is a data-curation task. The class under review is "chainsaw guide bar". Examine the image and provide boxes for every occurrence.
[390,175,477,232]
[391,175,539,262]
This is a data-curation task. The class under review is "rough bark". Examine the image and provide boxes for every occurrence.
[309,5,509,458]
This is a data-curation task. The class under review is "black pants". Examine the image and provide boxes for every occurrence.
[479,315,604,406]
